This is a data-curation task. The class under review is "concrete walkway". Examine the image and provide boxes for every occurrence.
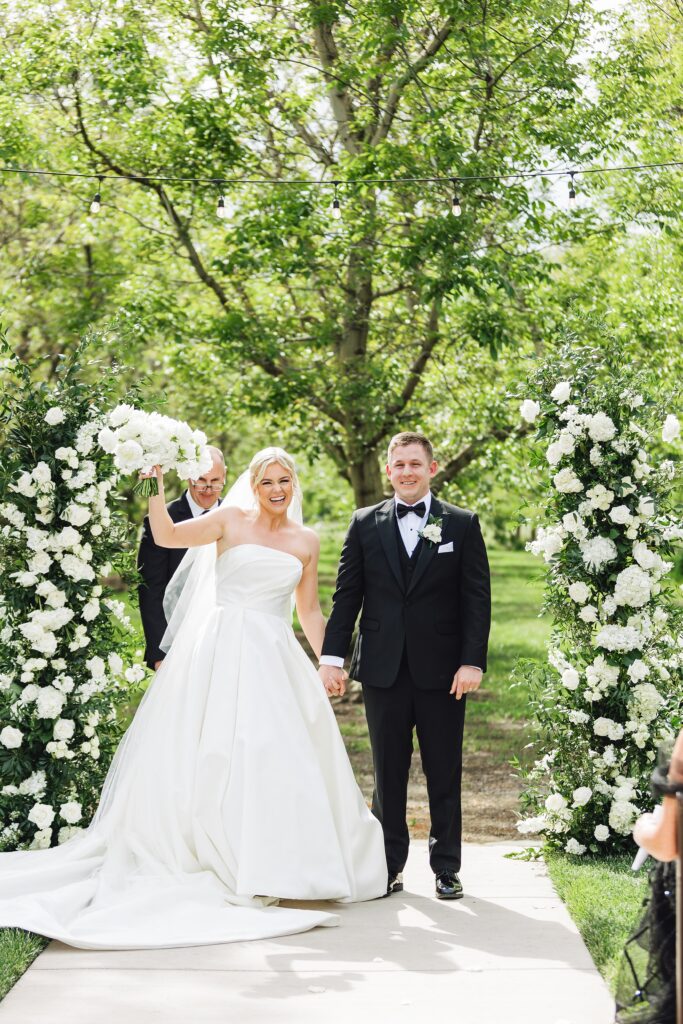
[0,841,615,1024]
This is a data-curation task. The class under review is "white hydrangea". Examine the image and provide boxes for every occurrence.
[527,526,565,561]
[614,566,652,608]
[630,682,664,724]
[516,815,547,835]
[568,709,590,725]
[565,838,586,855]
[609,800,639,835]
[580,536,618,572]
[35,685,67,720]
[593,717,624,741]
[551,381,571,403]
[561,668,580,690]
[595,625,643,652]
[589,445,603,466]
[662,415,680,443]
[638,496,655,518]
[627,660,649,683]
[588,413,617,442]
[586,484,614,511]
[545,792,568,813]
[108,653,124,676]
[579,605,598,623]
[18,770,47,797]
[45,407,66,425]
[58,826,83,844]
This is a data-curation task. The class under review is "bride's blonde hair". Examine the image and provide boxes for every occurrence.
[249,447,302,500]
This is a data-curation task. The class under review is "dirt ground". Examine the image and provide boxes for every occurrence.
[332,688,525,844]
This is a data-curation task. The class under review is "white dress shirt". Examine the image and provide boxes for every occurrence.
[185,490,219,518]
[320,490,482,676]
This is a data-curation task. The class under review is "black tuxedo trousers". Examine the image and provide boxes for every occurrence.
[137,494,192,669]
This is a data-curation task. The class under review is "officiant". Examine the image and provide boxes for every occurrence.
[137,445,227,670]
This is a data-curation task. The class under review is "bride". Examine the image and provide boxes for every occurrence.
[0,447,387,949]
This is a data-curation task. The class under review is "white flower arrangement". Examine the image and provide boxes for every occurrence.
[515,337,682,854]
[0,341,148,851]
[98,406,212,497]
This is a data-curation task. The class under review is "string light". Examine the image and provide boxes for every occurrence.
[216,195,227,219]
[89,176,103,214]
[568,171,576,208]
[451,179,462,217]
[331,181,341,220]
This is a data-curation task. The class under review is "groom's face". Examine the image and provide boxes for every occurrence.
[386,444,437,504]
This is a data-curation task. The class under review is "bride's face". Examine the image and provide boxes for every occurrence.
[254,462,294,515]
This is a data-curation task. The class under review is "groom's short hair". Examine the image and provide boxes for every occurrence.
[387,432,434,463]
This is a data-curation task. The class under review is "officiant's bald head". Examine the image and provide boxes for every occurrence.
[188,446,226,510]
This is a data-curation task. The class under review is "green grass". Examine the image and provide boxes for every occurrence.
[545,852,648,992]
[0,930,47,1002]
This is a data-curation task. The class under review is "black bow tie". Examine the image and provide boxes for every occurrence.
[396,501,426,520]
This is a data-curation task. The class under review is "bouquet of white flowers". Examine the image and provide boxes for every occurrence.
[97,406,212,497]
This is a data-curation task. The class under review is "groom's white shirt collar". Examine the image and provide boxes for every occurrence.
[185,490,218,518]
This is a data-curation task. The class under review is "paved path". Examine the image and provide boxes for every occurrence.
[0,841,614,1024]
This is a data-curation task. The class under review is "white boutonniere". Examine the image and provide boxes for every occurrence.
[419,515,443,547]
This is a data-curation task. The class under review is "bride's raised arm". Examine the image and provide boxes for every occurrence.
[145,466,226,549]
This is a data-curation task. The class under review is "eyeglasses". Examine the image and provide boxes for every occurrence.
[191,482,224,493]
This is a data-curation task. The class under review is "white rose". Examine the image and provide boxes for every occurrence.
[562,668,580,690]
[662,415,680,444]
[0,726,23,749]
[28,802,55,830]
[58,826,83,844]
[32,462,52,485]
[59,801,82,824]
[553,468,583,493]
[579,605,598,623]
[546,441,564,466]
[638,496,655,518]
[30,828,52,850]
[609,504,633,526]
[520,399,541,423]
[568,582,590,604]
[594,825,610,842]
[114,439,146,474]
[551,381,571,403]
[545,792,567,813]
[64,503,91,528]
[45,407,66,425]
[124,664,145,684]
[53,719,75,741]
[86,656,106,679]
[572,787,592,807]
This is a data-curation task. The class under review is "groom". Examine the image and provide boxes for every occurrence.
[137,446,226,670]
[319,432,491,899]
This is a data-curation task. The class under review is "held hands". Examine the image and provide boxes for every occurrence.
[450,665,483,700]
[318,664,348,698]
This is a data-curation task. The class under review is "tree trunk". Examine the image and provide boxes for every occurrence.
[348,447,385,508]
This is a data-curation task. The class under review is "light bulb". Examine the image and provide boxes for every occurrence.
[332,197,341,220]
[568,174,576,208]
[90,193,101,214]
[451,195,461,217]
[216,196,227,219]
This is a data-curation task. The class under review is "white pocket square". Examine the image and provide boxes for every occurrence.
[437,541,453,553]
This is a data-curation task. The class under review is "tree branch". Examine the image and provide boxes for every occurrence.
[371,17,454,145]
[432,423,530,492]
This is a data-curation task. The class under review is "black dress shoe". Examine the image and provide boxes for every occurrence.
[384,873,403,897]
[435,871,463,900]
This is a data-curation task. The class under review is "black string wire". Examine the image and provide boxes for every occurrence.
[0,159,682,188]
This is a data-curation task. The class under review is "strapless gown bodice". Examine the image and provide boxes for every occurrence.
[0,542,387,949]
[215,544,302,620]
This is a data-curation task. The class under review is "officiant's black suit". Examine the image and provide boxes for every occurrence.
[137,494,192,669]
[322,495,491,876]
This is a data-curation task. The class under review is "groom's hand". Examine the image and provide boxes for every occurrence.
[451,666,483,700]
[318,664,347,697]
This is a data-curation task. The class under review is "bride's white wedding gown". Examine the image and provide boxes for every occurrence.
[0,544,387,948]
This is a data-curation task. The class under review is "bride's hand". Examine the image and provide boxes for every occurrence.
[139,465,163,485]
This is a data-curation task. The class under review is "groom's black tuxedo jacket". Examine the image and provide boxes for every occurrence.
[322,497,491,690]
[137,493,193,669]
